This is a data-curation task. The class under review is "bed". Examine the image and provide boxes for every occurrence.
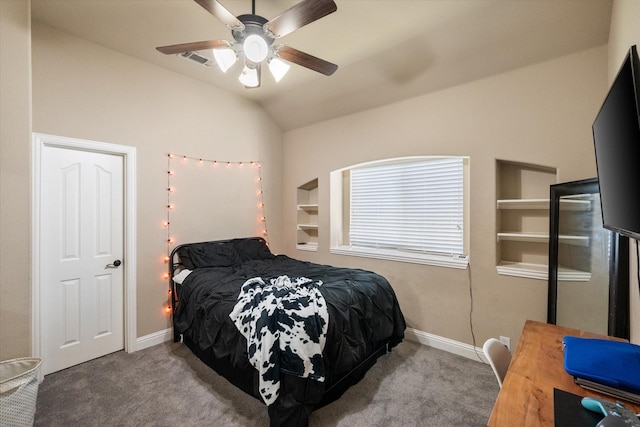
[169,237,406,426]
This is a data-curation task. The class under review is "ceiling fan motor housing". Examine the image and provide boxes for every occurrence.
[233,14,274,45]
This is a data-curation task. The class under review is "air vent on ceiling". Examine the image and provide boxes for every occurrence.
[179,51,213,67]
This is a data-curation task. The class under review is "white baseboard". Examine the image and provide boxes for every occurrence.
[404,327,488,364]
[132,327,489,365]
[135,328,173,351]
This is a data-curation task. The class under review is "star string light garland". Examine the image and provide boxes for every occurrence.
[163,152,267,315]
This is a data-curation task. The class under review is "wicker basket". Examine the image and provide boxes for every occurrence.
[0,358,43,427]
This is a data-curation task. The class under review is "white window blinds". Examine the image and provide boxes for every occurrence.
[349,157,464,256]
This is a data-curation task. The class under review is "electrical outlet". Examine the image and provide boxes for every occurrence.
[500,336,511,351]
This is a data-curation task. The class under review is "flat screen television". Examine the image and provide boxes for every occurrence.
[593,45,640,241]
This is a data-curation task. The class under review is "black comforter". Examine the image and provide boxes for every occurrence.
[173,243,405,426]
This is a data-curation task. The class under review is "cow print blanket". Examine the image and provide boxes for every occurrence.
[229,275,329,405]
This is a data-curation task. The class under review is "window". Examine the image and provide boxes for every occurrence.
[330,156,469,269]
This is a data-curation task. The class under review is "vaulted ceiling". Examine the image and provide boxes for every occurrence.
[31,0,612,131]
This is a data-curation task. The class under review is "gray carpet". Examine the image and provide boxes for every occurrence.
[34,340,499,426]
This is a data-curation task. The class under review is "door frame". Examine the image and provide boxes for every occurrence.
[32,133,137,363]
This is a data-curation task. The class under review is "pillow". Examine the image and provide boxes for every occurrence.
[176,246,195,269]
[177,242,242,269]
[232,238,275,262]
[172,269,192,285]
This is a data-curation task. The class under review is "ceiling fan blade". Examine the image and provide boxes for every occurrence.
[194,0,244,30]
[276,45,338,76]
[156,40,230,55]
[265,0,337,39]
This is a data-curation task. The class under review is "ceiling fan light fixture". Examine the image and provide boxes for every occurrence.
[243,34,269,63]
[157,0,338,88]
[213,47,237,73]
[239,64,260,87]
[268,57,290,82]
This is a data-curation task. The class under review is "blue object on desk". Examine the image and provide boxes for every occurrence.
[563,336,640,395]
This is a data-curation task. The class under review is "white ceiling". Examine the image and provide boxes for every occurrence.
[31,0,613,131]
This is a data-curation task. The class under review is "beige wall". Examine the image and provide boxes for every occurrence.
[30,22,284,340]
[0,0,33,361]
[0,15,284,357]
[282,46,609,348]
[608,0,640,343]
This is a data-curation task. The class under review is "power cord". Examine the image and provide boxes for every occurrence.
[468,260,484,363]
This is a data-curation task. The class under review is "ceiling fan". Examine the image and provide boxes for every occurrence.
[156,0,338,88]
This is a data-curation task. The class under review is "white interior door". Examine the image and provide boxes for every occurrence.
[40,145,124,374]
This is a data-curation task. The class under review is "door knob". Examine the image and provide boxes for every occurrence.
[106,260,122,268]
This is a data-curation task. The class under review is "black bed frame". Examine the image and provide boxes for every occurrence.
[168,237,269,342]
[167,237,396,426]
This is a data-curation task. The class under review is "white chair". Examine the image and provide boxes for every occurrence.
[483,338,512,388]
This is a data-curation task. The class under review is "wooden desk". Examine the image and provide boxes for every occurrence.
[487,320,640,426]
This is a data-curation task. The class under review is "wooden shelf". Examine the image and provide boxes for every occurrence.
[297,204,318,211]
[296,242,318,251]
[497,232,589,246]
[495,161,559,280]
[297,179,318,251]
[496,198,591,211]
[297,224,319,230]
[496,262,591,281]
[497,199,549,210]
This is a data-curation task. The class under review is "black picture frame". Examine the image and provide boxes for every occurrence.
[547,177,629,339]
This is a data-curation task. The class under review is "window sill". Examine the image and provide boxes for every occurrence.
[330,246,469,269]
